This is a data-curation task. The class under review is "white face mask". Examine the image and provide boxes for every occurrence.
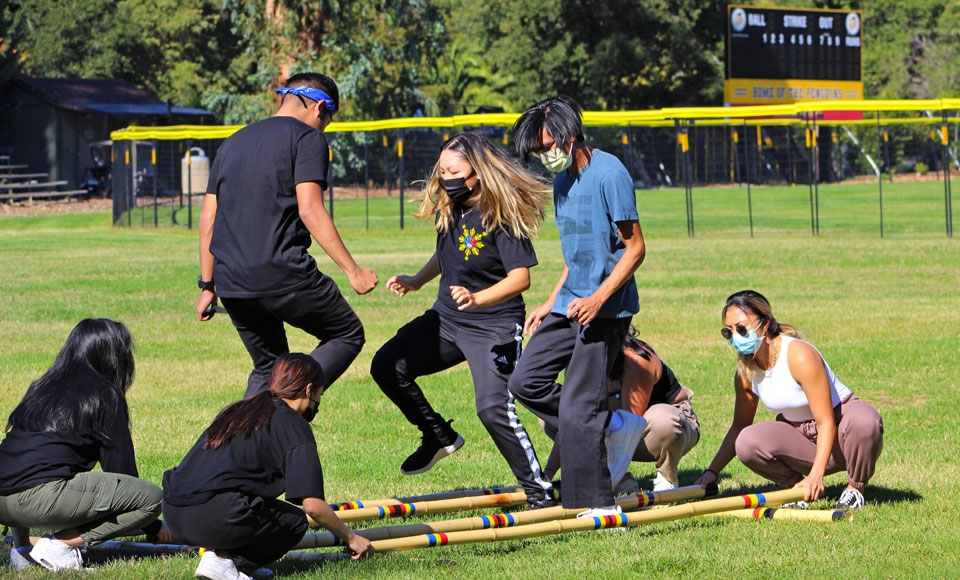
[538,144,574,173]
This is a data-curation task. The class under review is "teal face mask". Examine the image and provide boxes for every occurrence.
[538,144,574,173]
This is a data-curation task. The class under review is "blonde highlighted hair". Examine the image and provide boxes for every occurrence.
[416,133,551,238]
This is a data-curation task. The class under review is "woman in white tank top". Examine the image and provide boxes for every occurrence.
[694,290,883,510]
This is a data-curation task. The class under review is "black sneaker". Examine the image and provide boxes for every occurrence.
[400,432,465,475]
[526,485,560,510]
[526,494,559,510]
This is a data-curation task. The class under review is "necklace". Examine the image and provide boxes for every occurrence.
[762,336,781,374]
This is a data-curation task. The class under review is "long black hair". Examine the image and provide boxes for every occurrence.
[6,319,136,438]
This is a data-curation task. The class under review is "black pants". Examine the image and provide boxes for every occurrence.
[371,309,552,499]
[162,492,307,573]
[507,314,630,509]
[221,274,365,397]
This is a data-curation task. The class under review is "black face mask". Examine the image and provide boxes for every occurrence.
[440,177,474,204]
[302,402,319,423]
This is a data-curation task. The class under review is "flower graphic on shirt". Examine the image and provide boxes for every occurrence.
[458,224,486,260]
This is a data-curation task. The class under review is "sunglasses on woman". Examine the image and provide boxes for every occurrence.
[720,319,762,340]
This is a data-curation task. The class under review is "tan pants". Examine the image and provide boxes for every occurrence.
[630,400,701,484]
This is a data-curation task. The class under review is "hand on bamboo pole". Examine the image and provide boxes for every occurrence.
[303,497,374,559]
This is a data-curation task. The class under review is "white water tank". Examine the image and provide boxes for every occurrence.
[181,147,209,195]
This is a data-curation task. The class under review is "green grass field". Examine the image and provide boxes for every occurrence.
[1,204,958,579]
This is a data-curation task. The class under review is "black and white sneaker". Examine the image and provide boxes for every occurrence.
[835,488,865,509]
[400,432,465,475]
[526,487,560,510]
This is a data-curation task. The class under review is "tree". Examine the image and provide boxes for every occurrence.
[204,0,449,124]
[457,0,726,111]
[0,0,23,136]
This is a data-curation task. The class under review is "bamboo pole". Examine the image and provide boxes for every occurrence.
[708,507,852,522]
[298,483,719,548]
[318,491,529,525]
[86,540,199,558]
[329,484,522,511]
[363,487,805,552]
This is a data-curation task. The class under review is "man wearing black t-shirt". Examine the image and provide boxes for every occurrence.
[195,72,378,397]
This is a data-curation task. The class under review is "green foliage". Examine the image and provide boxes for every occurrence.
[8,0,137,78]
[456,0,726,110]
[0,0,22,134]
[2,0,960,125]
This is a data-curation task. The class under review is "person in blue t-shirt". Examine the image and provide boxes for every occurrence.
[371,133,558,509]
[509,96,647,516]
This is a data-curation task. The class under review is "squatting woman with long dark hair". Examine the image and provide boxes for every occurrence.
[0,319,163,572]
[162,353,372,580]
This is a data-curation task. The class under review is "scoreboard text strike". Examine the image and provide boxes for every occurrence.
[724,5,864,106]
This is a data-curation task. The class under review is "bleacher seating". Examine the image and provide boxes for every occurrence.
[0,155,88,202]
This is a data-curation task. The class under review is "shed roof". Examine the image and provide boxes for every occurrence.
[15,77,213,117]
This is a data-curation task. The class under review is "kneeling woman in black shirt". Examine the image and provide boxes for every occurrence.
[162,353,372,580]
[0,319,163,572]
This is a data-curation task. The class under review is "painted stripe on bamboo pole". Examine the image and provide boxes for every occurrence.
[329,485,523,511]
[317,491,528,525]
[299,483,718,548]
[709,507,852,522]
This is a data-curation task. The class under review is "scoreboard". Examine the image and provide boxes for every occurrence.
[724,5,864,106]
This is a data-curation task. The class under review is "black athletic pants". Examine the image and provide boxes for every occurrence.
[221,274,365,398]
[371,308,553,499]
[162,492,307,573]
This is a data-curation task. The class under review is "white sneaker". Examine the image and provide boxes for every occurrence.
[652,471,678,492]
[29,537,85,571]
[576,505,626,530]
[836,488,865,510]
[780,501,809,509]
[605,410,646,489]
[195,550,251,580]
[576,505,622,519]
[9,546,36,571]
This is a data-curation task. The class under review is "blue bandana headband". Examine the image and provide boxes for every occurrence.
[275,86,337,117]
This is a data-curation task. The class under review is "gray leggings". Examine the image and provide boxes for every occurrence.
[735,395,884,490]
[0,471,162,543]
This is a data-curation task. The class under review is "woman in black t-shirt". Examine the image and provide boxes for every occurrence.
[0,319,163,572]
[371,133,558,508]
[163,353,372,580]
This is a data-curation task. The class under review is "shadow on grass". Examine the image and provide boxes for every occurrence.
[691,472,922,507]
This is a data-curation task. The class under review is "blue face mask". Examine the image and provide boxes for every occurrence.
[730,322,764,355]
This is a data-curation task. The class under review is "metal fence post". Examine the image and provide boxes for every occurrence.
[942,110,953,237]
[876,114,885,238]
[398,130,405,230]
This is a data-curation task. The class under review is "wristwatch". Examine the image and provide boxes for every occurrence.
[197,277,215,292]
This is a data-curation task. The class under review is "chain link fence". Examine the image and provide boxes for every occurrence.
[111,103,958,237]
